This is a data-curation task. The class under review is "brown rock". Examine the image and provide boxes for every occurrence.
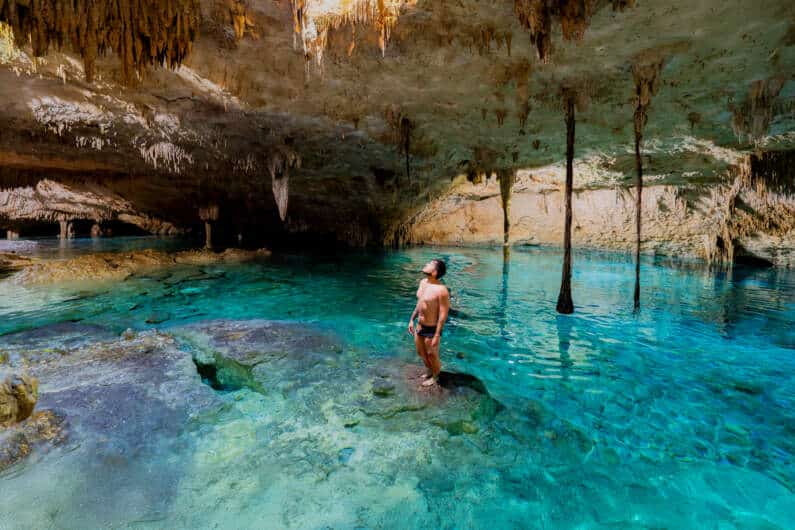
[0,373,38,426]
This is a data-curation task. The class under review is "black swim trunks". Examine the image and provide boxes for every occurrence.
[417,325,438,338]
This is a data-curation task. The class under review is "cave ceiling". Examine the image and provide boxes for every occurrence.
[0,0,793,243]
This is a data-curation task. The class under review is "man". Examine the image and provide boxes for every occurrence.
[408,259,450,386]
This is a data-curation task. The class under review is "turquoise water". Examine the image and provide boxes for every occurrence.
[1,239,794,528]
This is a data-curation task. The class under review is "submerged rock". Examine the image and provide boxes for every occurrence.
[0,410,66,472]
[372,380,396,397]
[174,319,342,367]
[0,330,223,517]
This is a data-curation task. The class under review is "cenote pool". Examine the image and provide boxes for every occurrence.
[1,239,794,529]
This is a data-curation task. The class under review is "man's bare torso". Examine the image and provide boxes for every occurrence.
[417,279,447,326]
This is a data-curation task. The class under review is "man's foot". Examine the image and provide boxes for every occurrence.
[422,376,438,387]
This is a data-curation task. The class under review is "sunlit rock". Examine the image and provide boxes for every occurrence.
[0,372,38,426]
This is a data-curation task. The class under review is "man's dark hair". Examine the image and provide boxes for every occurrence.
[432,259,447,279]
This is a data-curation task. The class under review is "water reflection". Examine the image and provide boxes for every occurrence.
[498,247,510,342]
[554,314,575,380]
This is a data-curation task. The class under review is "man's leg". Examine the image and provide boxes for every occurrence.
[422,337,441,386]
[414,332,432,375]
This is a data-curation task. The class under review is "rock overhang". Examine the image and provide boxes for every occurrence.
[0,0,791,247]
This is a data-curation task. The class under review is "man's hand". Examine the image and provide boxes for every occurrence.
[431,335,440,347]
[408,321,415,335]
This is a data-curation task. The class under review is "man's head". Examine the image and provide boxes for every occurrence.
[422,259,447,280]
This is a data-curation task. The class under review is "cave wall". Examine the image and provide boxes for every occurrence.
[0,0,793,257]
[407,158,795,267]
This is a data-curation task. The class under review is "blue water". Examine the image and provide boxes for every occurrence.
[1,238,794,528]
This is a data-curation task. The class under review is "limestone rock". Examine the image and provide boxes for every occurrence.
[11,248,271,286]
[0,373,38,426]
[0,1,791,250]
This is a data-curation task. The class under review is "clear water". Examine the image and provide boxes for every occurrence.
[1,239,794,529]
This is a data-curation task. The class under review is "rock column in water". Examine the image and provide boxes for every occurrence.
[58,217,74,239]
[631,57,664,310]
[556,92,576,315]
[199,205,220,249]
[90,223,102,238]
[6,230,19,240]
[498,169,516,248]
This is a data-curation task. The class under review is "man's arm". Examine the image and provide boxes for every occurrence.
[408,301,420,334]
[432,288,450,346]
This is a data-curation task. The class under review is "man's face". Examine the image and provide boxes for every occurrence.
[421,261,437,278]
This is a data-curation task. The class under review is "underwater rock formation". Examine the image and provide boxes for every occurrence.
[0,409,65,472]
[0,329,221,498]
[0,371,66,472]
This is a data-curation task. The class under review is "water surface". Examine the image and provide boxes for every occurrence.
[1,239,793,528]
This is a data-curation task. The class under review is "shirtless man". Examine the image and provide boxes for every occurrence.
[408,259,450,386]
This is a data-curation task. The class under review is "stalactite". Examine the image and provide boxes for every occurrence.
[730,77,786,144]
[267,145,301,222]
[497,169,516,247]
[556,89,576,315]
[704,150,795,267]
[384,106,414,183]
[611,0,635,12]
[514,0,552,63]
[558,0,595,42]
[227,0,257,41]
[631,57,664,311]
[514,0,602,63]
[290,0,408,66]
[687,111,701,131]
[399,116,413,183]
[0,0,200,84]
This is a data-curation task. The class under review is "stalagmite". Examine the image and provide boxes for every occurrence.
[199,205,219,250]
[6,230,18,240]
[631,56,664,310]
[497,169,516,247]
[556,90,576,315]
[90,223,102,238]
[0,0,201,84]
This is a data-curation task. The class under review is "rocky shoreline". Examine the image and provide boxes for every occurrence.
[7,247,271,286]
